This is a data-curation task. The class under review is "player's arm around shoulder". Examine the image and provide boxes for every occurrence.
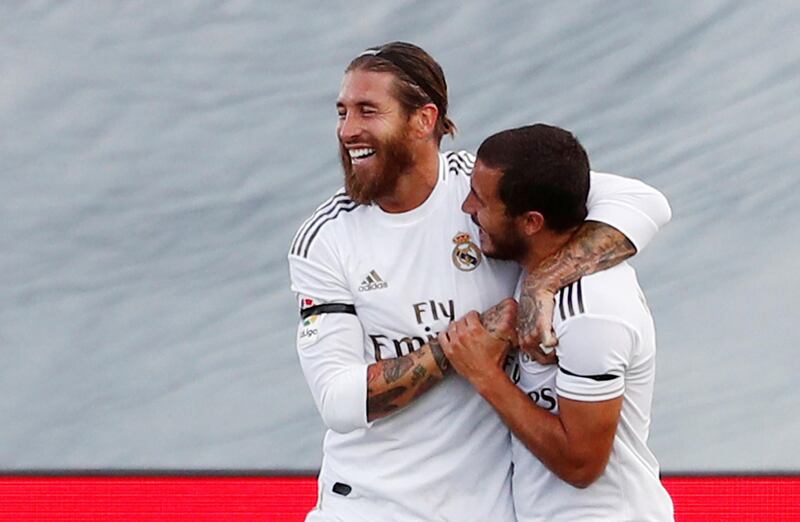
[517,172,671,355]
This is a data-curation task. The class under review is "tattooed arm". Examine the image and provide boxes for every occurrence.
[366,339,450,422]
[439,299,518,391]
[517,222,634,359]
[367,299,516,422]
[517,172,672,358]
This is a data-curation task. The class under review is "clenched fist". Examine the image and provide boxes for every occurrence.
[517,281,558,365]
[439,298,518,391]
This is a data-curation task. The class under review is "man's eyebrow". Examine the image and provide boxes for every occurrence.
[469,183,483,203]
[337,99,379,109]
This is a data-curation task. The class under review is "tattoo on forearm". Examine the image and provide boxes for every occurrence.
[518,222,634,341]
[535,222,635,290]
[409,375,438,402]
[367,386,406,418]
[575,221,636,274]
[410,365,427,386]
[382,356,414,384]
[518,291,540,328]
[367,340,451,421]
[517,290,553,344]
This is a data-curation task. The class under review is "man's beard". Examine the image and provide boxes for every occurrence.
[475,216,529,262]
[339,126,415,205]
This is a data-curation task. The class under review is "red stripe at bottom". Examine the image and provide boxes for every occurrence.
[664,477,800,521]
[0,476,797,521]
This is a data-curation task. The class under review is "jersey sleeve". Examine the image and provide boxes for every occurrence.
[554,315,637,402]
[289,230,352,304]
[288,232,370,434]
[586,172,672,252]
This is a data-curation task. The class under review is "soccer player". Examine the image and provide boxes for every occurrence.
[288,42,672,521]
[442,124,674,521]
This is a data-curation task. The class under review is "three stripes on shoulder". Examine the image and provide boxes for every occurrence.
[291,190,358,259]
[444,151,474,179]
[557,279,585,320]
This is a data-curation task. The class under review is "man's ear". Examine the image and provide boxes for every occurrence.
[520,211,545,236]
[412,103,438,139]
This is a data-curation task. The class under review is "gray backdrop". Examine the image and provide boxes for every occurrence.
[1,0,798,472]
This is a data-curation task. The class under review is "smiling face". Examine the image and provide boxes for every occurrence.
[336,69,415,204]
[461,159,528,262]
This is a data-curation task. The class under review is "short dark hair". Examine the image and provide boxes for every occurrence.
[476,124,590,232]
[346,41,456,144]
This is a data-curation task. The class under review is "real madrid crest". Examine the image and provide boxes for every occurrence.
[452,232,482,272]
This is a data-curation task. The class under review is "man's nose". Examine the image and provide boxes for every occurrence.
[338,113,360,143]
[461,194,474,215]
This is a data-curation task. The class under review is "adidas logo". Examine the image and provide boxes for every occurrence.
[358,270,388,292]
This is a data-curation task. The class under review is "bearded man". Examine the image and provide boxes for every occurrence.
[288,42,671,522]
[443,124,673,521]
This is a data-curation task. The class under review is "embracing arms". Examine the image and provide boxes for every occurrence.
[442,309,627,488]
[518,173,671,356]
[291,273,514,432]
[365,299,518,422]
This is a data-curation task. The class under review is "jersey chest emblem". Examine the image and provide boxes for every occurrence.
[452,232,482,272]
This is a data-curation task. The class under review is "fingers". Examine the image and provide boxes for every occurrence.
[520,343,558,365]
[497,297,518,314]
[530,347,558,365]
[487,300,517,344]
[519,329,558,354]
[460,311,503,345]
[463,310,482,331]
[517,286,557,353]
[442,315,468,351]
[539,327,558,350]
[464,309,494,337]
[438,328,454,358]
[518,335,536,354]
[452,309,515,349]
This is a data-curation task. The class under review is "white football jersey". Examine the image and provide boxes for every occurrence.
[510,263,674,521]
[288,151,671,522]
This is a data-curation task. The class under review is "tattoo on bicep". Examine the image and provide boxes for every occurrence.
[382,356,414,384]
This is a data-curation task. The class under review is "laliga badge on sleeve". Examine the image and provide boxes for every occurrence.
[299,296,316,311]
[452,232,482,272]
[297,295,321,345]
